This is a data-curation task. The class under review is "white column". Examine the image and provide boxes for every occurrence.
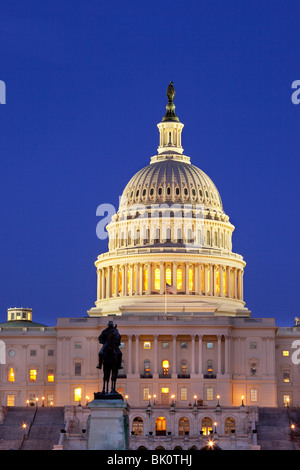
[172,335,177,377]
[185,264,190,294]
[198,335,203,375]
[124,264,128,296]
[114,265,119,297]
[101,269,105,299]
[191,335,196,375]
[217,335,222,375]
[160,262,165,295]
[97,270,101,301]
[135,335,139,376]
[107,266,111,298]
[172,262,177,293]
[135,263,139,295]
[225,335,230,375]
[147,262,152,295]
[153,335,158,378]
[127,335,133,375]
[219,266,223,297]
[129,264,134,296]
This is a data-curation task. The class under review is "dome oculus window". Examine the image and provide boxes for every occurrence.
[175,187,180,195]
[158,187,162,196]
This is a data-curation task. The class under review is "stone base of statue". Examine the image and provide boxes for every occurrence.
[86,396,129,450]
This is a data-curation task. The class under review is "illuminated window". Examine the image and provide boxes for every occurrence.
[143,341,151,349]
[180,388,188,401]
[74,388,82,402]
[118,271,122,294]
[7,395,15,406]
[225,417,235,434]
[206,387,214,401]
[30,369,37,382]
[206,342,213,349]
[8,367,15,382]
[202,417,213,435]
[250,389,258,402]
[207,269,211,293]
[143,387,150,401]
[47,370,55,382]
[283,371,290,383]
[162,360,170,375]
[156,417,167,435]
[127,269,130,292]
[216,270,220,294]
[177,268,183,290]
[179,417,189,435]
[283,395,291,407]
[181,360,188,375]
[132,417,144,436]
[112,271,116,295]
[166,267,172,286]
[143,268,148,291]
[154,268,160,290]
[283,350,289,357]
[189,267,194,291]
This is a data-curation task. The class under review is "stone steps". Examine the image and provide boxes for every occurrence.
[257,407,295,450]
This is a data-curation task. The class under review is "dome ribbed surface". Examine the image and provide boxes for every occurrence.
[119,159,223,212]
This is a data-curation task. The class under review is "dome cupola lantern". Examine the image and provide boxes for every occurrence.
[156,82,185,159]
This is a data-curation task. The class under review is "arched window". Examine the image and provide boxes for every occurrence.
[206,230,211,246]
[136,229,140,245]
[155,228,160,244]
[177,268,183,290]
[186,228,193,244]
[202,417,213,435]
[162,360,170,376]
[176,227,182,243]
[154,268,160,291]
[178,417,190,436]
[144,359,151,376]
[145,228,150,244]
[214,231,218,246]
[188,267,194,291]
[156,417,167,436]
[8,367,15,382]
[206,360,214,376]
[132,417,144,436]
[224,417,236,434]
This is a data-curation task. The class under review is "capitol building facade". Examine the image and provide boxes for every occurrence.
[1,84,300,450]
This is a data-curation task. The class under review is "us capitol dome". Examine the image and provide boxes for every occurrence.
[89,82,249,318]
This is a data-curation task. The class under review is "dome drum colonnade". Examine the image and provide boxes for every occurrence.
[90,82,247,317]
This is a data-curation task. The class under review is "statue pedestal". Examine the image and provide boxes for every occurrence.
[86,398,130,450]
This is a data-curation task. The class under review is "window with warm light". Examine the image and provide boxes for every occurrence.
[206,387,214,401]
[162,360,170,375]
[143,387,150,401]
[225,417,235,434]
[178,417,189,435]
[7,394,15,406]
[283,350,290,357]
[283,395,291,407]
[202,417,213,435]
[118,271,122,294]
[156,417,167,435]
[250,389,258,402]
[201,269,204,292]
[223,270,226,294]
[166,267,172,286]
[143,268,148,291]
[154,268,160,290]
[180,387,188,401]
[177,268,183,290]
[127,269,130,292]
[47,370,55,382]
[8,367,15,382]
[30,369,37,382]
[112,271,116,295]
[188,267,194,291]
[74,388,82,402]
[283,370,290,383]
[132,417,144,436]
[143,341,151,350]
[216,270,220,294]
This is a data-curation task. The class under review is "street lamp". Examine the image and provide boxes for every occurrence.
[216,394,221,411]
[214,421,217,433]
[241,395,245,408]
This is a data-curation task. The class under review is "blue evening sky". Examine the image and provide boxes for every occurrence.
[0,0,300,327]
